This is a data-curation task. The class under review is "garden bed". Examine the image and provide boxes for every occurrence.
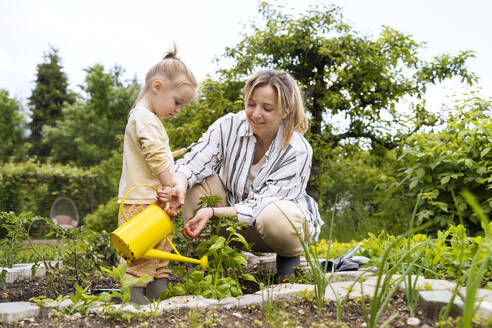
[3,292,442,327]
[1,269,487,327]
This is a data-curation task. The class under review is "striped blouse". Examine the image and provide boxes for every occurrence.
[175,111,323,241]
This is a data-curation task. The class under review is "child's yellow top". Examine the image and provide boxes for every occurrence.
[118,107,174,204]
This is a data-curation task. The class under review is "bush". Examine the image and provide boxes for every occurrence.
[0,160,96,236]
[83,197,119,233]
[398,99,492,232]
[318,148,413,242]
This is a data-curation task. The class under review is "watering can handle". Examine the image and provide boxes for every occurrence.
[119,184,160,222]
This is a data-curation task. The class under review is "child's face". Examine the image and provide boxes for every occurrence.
[151,81,195,119]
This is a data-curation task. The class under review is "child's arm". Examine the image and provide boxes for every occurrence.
[154,167,172,205]
[156,167,173,189]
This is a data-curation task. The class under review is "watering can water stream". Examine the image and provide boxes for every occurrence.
[110,184,208,270]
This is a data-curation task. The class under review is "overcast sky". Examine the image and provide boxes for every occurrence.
[1,0,490,111]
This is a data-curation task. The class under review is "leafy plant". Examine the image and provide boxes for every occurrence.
[101,263,150,305]
[398,101,492,232]
[0,212,61,286]
[0,211,117,290]
[0,160,96,229]
[460,190,492,327]
[163,225,252,300]
[83,196,119,233]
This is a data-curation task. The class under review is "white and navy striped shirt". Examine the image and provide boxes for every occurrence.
[175,111,323,241]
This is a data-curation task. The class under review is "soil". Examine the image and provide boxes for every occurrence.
[0,269,483,327]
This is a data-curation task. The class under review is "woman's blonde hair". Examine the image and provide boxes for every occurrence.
[134,45,198,105]
[244,69,309,148]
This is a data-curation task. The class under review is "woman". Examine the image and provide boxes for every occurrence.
[164,69,323,281]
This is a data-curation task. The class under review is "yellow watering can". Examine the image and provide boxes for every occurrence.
[110,185,208,270]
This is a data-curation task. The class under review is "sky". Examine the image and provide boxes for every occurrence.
[0,0,491,111]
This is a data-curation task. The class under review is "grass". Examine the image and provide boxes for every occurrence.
[0,241,60,264]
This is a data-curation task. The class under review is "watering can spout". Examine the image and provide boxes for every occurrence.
[142,249,208,271]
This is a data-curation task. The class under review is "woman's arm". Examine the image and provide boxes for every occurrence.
[174,117,225,189]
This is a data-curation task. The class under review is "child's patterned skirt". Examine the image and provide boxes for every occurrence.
[118,204,171,283]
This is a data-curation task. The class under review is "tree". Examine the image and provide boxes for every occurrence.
[0,90,28,161]
[43,64,139,167]
[28,47,74,159]
[219,2,477,200]
[165,78,244,151]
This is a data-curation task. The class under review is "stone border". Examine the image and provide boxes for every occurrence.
[1,261,61,284]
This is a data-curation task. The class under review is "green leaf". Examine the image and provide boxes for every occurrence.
[209,237,226,253]
[241,273,257,283]
[188,270,204,282]
[231,253,248,267]
[409,179,419,190]
[440,175,451,185]
[481,147,491,158]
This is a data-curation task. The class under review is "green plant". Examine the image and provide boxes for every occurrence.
[0,212,62,286]
[460,190,492,328]
[40,226,117,292]
[274,203,329,315]
[163,225,252,300]
[82,196,119,233]
[0,211,118,291]
[359,224,492,288]
[101,263,151,305]
[398,101,492,232]
[361,196,437,328]
[274,197,363,324]
[361,232,433,328]
[162,194,257,300]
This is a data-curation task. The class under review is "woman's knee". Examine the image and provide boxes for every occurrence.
[255,200,307,256]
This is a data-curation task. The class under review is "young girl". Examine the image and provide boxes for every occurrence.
[118,47,197,304]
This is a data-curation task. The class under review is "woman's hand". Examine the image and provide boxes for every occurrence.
[181,208,213,240]
[172,172,188,206]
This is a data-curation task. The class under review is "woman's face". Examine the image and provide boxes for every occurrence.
[245,84,286,143]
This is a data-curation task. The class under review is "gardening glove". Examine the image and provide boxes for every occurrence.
[320,244,361,272]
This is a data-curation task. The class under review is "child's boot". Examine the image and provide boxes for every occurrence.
[145,278,169,301]
[130,286,147,305]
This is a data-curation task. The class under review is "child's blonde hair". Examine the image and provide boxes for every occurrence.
[244,69,309,149]
[135,45,198,105]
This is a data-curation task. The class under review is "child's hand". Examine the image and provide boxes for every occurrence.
[157,186,173,203]
[165,197,181,216]
[157,186,181,216]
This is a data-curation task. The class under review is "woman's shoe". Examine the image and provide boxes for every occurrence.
[275,255,300,283]
[145,278,169,301]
